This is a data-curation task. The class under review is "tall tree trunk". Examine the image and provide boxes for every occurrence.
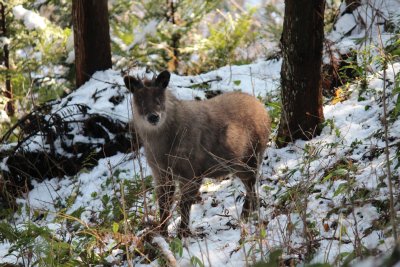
[1,3,14,116]
[276,0,325,147]
[166,0,179,72]
[72,0,112,88]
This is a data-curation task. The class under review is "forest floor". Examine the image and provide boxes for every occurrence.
[1,1,400,266]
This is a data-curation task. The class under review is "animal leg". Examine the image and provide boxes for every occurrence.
[156,175,175,235]
[239,172,257,218]
[178,178,201,237]
[237,156,259,218]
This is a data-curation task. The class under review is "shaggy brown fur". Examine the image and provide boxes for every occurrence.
[124,71,271,237]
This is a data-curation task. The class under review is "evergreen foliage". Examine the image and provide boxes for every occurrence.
[110,0,263,73]
[0,0,72,122]
[1,0,269,133]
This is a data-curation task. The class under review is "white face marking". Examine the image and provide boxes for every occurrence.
[145,111,166,127]
[133,104,166,131]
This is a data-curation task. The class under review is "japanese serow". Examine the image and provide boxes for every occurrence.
[124,71,271,236]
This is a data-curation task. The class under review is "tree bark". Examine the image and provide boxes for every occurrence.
[72,0,112,88]
[1,3,14,116]
[276,0,325,147]
[166,0,180,72]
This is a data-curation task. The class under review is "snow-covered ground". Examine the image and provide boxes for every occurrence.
[1,0,400,266]
[1,62,399,266]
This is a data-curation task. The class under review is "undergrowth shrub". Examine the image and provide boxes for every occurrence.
[0,164,155,266]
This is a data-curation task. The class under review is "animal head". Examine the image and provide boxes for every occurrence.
[124,70,171,128]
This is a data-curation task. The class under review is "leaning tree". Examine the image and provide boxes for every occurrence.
[277,0,325,147]
[72,0,112,88]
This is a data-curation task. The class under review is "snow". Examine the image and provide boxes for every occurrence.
[2,57,399,265]
[0,110,10,124]
[2,0,400,266]
[328,13,357,42]
[130,19,159,47]
[12,5,47,31]
[0,243,13,263]
[65,33,75,64]
[327,0,400,71]
[0,96,11,130]
[0,37,10,46]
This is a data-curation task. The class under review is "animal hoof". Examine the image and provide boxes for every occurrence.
[178,227,191,238]
[241,205,257,219]
[241,203,253,218]
[241,208,250,219]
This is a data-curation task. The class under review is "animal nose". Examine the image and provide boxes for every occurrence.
[147,113,160,124]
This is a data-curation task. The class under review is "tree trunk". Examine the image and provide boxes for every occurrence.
[166,0,180,72]
[276,0,325,147]
[1,3,15,116]
[72,0,112,88]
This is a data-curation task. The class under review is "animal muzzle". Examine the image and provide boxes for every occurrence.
[147,113,160,125]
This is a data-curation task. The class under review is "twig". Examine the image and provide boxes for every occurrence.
[377,25,398,242]
[176,76,223,89]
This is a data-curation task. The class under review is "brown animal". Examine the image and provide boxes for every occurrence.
[124,71,271,236]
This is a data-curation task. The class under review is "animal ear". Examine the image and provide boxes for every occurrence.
[124,75,143,93]
[155,70,171,89]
